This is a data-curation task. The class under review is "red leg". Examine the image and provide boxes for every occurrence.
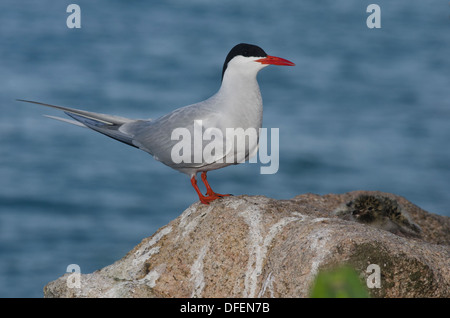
[201,172,231,198]
[190,175,221,205]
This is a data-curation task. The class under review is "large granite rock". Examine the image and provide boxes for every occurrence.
[44,191,450,298]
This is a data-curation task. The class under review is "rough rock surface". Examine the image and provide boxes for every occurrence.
[44,191,450,298]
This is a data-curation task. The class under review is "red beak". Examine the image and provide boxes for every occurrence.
[255,55,295,66]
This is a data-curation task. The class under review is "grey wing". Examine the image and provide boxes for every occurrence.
[119,104,227,169]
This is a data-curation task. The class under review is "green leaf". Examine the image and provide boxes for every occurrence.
[310,265,369,298]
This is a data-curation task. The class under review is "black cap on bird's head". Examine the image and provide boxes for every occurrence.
[221,43,295,80]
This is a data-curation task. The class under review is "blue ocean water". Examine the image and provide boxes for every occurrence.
[0,1,449,297]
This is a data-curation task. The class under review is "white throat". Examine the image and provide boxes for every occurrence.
[213,58,268,130]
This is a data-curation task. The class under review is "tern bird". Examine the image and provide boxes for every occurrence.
[18,43,295,204]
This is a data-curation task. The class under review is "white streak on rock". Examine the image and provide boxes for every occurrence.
[311,217,330,223]
[291,211,307,220]
[258,271,275,298]
[223,197,247,210]
[308,228,332,277]
[241,207,301,297]
[179,206,213,238]
[139,263,166,289]
[132,226,172,267]
[178,205,196,228]
[190,243,209,297]
[142,269,161,288]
